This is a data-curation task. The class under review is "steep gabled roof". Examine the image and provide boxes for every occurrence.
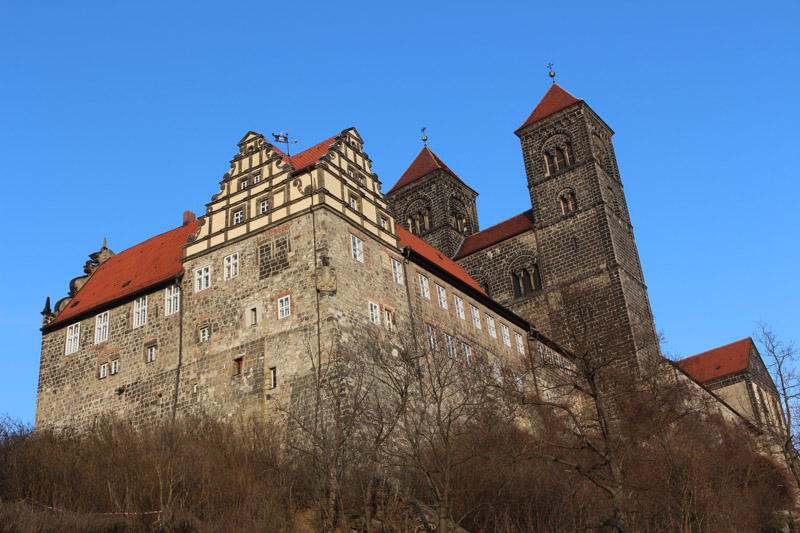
[271,134,338,172]
[677,338,753,383]
[48,221,199,328]
[387,146,468,194]
[454,210,535,259]
[516,84,581,133]
[397,227,485,294]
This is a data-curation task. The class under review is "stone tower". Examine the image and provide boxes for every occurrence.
[515,84,659,366]
[386,146,479,258]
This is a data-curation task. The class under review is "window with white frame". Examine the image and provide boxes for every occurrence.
[165,285,180,316]
[380,216,388,230]
[195,265,211,292]
[391,258,404,285]
[462,342,472,366]
[94,312,109,344]
[425,324,436,351]
[349,193,359,210]
[350,234,364,263]
[224,252,239,280]
[514,374,524,393]
[515,332,526,355]
[147,345,157,363]
[99,362,109,379]
[492,361,502,382]
[259,198,270,214]
[133,296,147,329]
[65,323,80,355]
[436,284,448,309]
[369,301,381,325]
[454,295,465,320]
[199,326,210,342]
[486,314,497,338]
[278,295,292,319]
[240,179,249,190]
[419,274,431,299]
[445,333,456,358]
[111,359,120,375]
[384,308,395,331]
[501,323,511,346]
[269,367,277,389]
[253,172,261,184]
[470,304,481,329]
[233,209,244,225]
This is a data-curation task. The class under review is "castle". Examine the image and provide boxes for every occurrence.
[35,84,783,434]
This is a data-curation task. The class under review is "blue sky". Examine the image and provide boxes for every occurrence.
[1,1,798,424]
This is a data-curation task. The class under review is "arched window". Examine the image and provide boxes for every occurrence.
[406,202,432,235]
[606,187,618,214]
[544,141,574,175]
[510,264,542,299]
[559,189,577,215]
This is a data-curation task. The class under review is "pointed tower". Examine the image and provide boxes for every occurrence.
[386,146,478,258]
[516,83,659,367]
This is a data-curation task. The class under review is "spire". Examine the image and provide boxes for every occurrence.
[515,83,581,133]
[41,296,51,315]
[387,146,468,194]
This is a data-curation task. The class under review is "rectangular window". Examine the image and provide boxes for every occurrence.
[425,324,436,351]
[111,359,120,375]
[240,179,249,190]
[94,312,109,344]
[436,285,448,309]
[133,296,147,329]
[445,334,456,359]
[224,252,240,280]
[515,332,526,355]
[195,265,211,292]
[380,216,388,230]
[391,258,404,285]
[486,314,497,338]
[65,323,80,355]
[351,234,364,263]
[514,374,524,393]
[454,295,465,320]
[269,367,277,389]
[233,210,244,225]
[492,361,502,382]
[384,309,394,331]
[278,295,291,319]
[470,304,481,329]
[200,326,210,342]
[99,362,109,379]
[418,274,430,299]
[349,193,359,210]
[165,285,180,316]
[253,173,261,184]
[462,342,472,366]
[259,198,269,214]
[501,323,511,347]
[233,357,243,375]
[147,345,157,363]
[369,301,381,325]
[249,307,258,327]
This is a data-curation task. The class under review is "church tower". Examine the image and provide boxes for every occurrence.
[386,146,479,258]
[516,84,659,366]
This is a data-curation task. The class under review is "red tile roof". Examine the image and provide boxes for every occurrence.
[397,227,485,294]
[387,146,468,194]
[677,338,753,383]
[48,221,199,327]
[454,210,535,259]
[271,134,338,172]
[516,84,581,133]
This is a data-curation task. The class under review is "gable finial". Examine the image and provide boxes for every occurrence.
[421,127,428,145]
[547,62,556,83]
[102,237,107,249]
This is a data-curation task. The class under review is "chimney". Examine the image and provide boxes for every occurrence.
[183,210,196,226]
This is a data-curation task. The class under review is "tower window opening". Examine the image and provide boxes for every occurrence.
[559,190,577,215]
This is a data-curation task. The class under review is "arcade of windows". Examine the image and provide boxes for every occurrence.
[544,142,574,175]
[559,189,577,215]
[511,265,542,299]
[450,209,468,234]
[407,208,430,235]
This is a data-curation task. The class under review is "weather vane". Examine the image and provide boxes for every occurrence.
[271,130,299,157]
[421,127,428,145]
[547,62,556,83]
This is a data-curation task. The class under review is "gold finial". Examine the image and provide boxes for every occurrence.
[547,62,555,83]
[421,127,428,145]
